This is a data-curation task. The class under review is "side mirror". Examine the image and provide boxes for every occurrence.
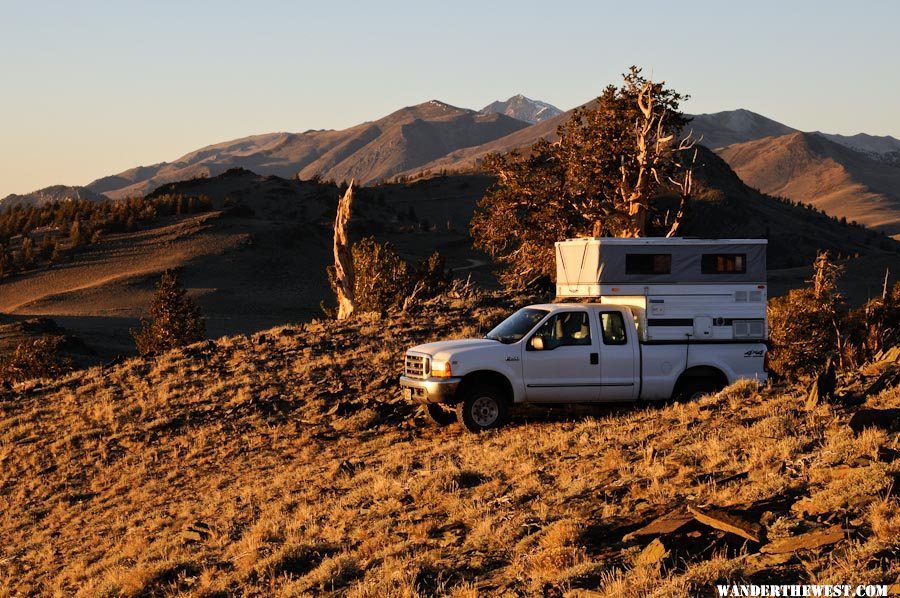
[529,336,544,351]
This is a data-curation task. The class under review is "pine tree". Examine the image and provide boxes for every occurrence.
[21,237,34,268]
[470,67,693,289]
[131,270,205,355]
[69,219,88,247]
[49,242,61,264]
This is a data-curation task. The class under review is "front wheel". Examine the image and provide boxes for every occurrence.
[456,386,509,432]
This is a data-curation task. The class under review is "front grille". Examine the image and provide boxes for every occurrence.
[404,353,429,379]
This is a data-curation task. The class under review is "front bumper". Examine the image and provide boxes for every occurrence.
[399,375,461,404]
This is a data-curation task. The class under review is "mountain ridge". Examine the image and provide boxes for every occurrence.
[83,101,530,199]
[0,185,109,209]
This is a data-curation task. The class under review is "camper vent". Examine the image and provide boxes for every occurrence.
[749,290,763,302]
[734,291,748,302]
[733,320,765,338]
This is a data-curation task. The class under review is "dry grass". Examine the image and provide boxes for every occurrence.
[0,293,898,596]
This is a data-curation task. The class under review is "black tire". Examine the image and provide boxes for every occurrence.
[456,385,510,432]
[674,377,721,402]
[424,403,456,426]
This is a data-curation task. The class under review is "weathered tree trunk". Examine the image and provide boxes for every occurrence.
[332,182,355,320]
[618,82,694,239]
[666,150,696,238]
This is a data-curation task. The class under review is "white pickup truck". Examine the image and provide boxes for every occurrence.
[400,303,767,431]
[400,238,769,432]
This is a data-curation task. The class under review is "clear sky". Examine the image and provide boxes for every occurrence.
[1,0,898,198]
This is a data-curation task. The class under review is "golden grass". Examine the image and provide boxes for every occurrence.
[0,294,897,595]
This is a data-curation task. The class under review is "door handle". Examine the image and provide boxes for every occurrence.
[590,353,599,365]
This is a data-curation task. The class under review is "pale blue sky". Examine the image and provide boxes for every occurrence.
[1,0,898,197]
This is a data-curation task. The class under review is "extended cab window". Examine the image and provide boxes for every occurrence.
[701,253,746,274]
[529,311,591,350]
[600,312,627,345]
[625,253,671,274]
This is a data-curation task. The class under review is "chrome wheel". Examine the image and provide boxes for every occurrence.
[470,396,499,427]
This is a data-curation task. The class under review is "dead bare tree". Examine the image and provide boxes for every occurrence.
[331,182,355,320]
[618,81,695,238]
[666,147,698,238]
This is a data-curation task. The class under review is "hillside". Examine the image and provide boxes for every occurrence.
[719,132,900,237]
[0,291,898,595]
[479,94,562,124]
[679,146,897,267]
[0,185,108,209]
[0,171,498,359]
[1,157,897,362]
[688,109,798,150]
[85,102,529,198]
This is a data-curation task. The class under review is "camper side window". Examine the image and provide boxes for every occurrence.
[600,312,628,345]
[701,254,746,274]
[625,254,671,275]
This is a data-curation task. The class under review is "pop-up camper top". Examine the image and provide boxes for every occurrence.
[555,237,768,342]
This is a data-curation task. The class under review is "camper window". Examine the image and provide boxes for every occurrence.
[701,254,746,274]
[625,253,671,275]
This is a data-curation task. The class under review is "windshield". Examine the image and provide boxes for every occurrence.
[485,308,549,344]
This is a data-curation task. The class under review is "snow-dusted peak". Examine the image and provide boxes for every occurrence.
[479,95,563,124]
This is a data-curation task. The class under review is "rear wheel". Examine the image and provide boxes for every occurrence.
[456,386,509,432]
[424,403,456,426]
[675,377,721,402]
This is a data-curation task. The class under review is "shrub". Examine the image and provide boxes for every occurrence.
[0,336,72,384]
[349,237,412,313]
[131,270,205,356]
[324,238,451,316]
[856,281,900,358]
[768,252,847,380]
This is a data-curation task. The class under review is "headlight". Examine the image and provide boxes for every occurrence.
[431,360,452,378]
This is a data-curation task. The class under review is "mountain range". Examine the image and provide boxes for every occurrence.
[4,96,900,238]
[82,100,529,200]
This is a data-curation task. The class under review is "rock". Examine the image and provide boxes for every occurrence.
[791,497,828,517]
[623,513,694,542]
[848,409,900,434]
[634,538,668,567]
[760,525,845,554]
[688,505,763,543]
[863,369,900,398]
[881,346,900,362]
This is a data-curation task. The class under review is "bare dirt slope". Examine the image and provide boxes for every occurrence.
[0,292,898,596]
[719,132,900,237]
[87,102,529,198]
